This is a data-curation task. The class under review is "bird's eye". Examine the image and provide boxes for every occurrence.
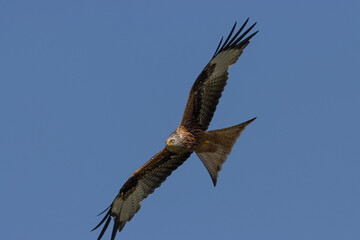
[170,139,175,143]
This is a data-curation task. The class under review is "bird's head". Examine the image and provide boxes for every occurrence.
[166,131,183,151]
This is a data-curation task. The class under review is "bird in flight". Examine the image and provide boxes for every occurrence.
[93,18,258,239]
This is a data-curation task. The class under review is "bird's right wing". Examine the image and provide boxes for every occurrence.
[180,19,258,131]
[92,148,192,240]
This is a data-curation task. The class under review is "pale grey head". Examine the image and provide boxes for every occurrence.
[165,131,184,151]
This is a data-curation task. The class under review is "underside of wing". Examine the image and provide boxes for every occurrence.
[92,148,192,240]
[181,19,258,131]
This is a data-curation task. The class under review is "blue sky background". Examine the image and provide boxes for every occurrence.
[1,1,359,239]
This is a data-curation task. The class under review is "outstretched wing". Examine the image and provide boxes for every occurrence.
[92,148,192,240]
[180,19,258,131]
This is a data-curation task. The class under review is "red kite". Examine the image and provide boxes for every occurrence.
[93,18,258,239]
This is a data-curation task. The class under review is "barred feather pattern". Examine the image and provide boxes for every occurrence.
[92,148,192,240]
[181,19,258,131]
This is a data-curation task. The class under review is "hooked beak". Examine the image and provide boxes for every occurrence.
[166,141,173,146]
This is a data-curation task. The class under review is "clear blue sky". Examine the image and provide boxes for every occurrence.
[1,1,359,239]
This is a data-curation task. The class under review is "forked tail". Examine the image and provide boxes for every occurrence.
[196,117,256,186]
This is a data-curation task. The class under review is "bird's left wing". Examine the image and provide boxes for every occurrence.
[92,148,192,240]
[180,19,258,131]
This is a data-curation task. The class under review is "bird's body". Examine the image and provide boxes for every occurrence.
[93,19,258,240]
[166,125,204,152]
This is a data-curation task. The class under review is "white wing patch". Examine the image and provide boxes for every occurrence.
[210,49,242,79]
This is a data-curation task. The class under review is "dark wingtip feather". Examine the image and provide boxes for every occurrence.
[111,218,120,240]
[212,18,258,59]
[227,18,249,47]
[247,30,259,40]
[230,22,257,47]
[221,21,237,49]
[213,36,224,57]
[237,30,259,48]
[97,205,111,216]
[92,210,111,232]
[92,205,113,239]
[97,215,112,240]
